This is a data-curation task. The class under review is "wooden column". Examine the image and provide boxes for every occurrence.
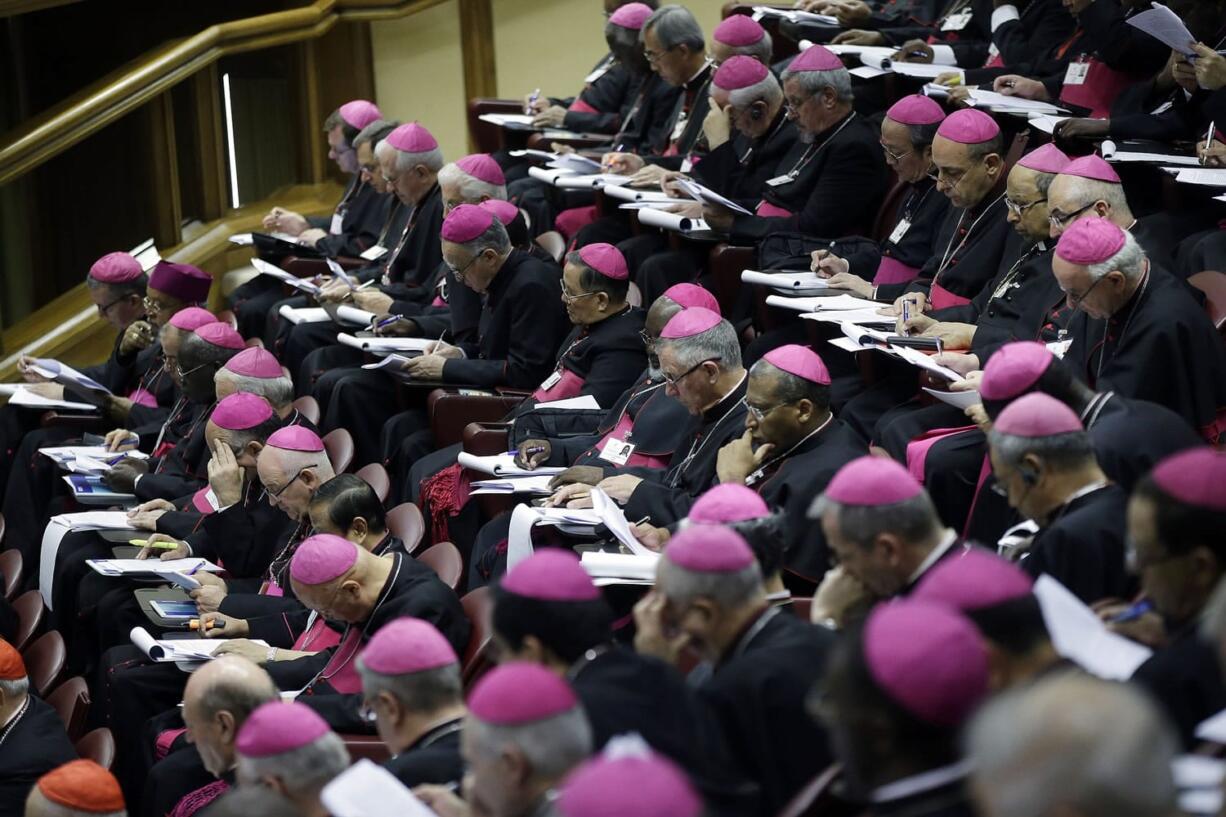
[458,0,496,153]
[299,39,326,184]
[192,64,228,219]
[146,91,183,250]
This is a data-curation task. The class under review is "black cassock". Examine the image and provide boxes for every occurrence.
[0,695,78,817]
[384,718,464,789]
[568,645,754,816]
[1018,484,1131,604]
[1081,392,1203,490]
[1132,624,1226,748]
[1065,266,1226,439]
[869,769,979,817]
[700,606,836,817]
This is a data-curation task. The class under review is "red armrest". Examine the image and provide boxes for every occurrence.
[39,412,107,431]
[468,98,528,155]
[463,422,511,456]
[339,734,389,762]
[428,389,525,448]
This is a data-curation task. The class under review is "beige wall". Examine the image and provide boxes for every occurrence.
[371,0,729,161]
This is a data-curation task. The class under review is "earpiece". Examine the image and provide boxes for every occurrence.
[1019,465,1039,486]
[749,104,764,122]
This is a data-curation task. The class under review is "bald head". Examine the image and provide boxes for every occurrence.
[289,546,391,625]
[184,657,278,778]
[967,671,1177,817]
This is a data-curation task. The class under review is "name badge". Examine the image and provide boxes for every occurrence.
[1064,61,1089,86]
[765,174,794,187]
[329,212,344,234]
[1150,100,1174,115]
[941,9,972,30]
[680,157,694,174]
[888,217,912,245]
[360,245,389,261]
[600,438,636,466]
[670,113,689,143]
[539,370,562,392]
[584,63,612,85]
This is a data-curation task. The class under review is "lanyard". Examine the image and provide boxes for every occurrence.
[746,414,834,485]
[1095,267,1149,380]
[784,112,857,181]
[307,555,404,690]
[937,193,1005,278]
[668,390,746,488]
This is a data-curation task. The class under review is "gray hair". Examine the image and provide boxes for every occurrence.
[375,138,445,174]
[262,445,335,482]
[353,119,400,149]
[643,5,705,52]
[1031,170,1058,197]
[86,273,147,300]
[214,369,294,411]
[1054,174,1133,222]
[966,670,1177,817]
[987,428,1095,473]
[196,667,277,724]
[657,318,741,372]
[809,492,941,550]
[1086,231,1146,283]
[904,122,941,150]
[750,358,830,409]
[0,676,29,700]
[454,219,512,257]
[356,661,464,714]
[437,161,508,202]
[237,731,349,791]
[727,73,783,112]
[657,555,764,610]
[782,65,853,105]
[720,30,773,64]
[467,707,592,780]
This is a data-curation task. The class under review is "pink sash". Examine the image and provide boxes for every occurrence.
[532,369,585,402]
[317,627,363,693]
[127,387,159,408]
[190,488,216,515]
[569,98,599,114]
[905,425,977,483]
[1059,59,1134,119]
[262,579,284,597]
[555,206,599,240]
[874,255,921,286]
[431,295,447,307]
[755,200,793,218]
[293,614,342,652]
[929,280,972,310]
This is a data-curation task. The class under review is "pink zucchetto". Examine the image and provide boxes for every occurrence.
[665,525,756,573]
[360,617,459,675]
[386,122,438,153]
[167,307,217,332]
[577,243,629,280]
[558,741,702,817]
[789,43,842,72]
[224,347,284,379]
[885,95,945,126]
[211,392,274,431]
[290,533,359,586]
[441,203,495,244]
[714,14,766,46]
[913,548,1034,612]
[824,455,922,506]
[608,1,652,29]
[1055,217,1125,266]
[863,600,989,727]
[937,109,1000,144]
[149,261,213,303]
[468,662,579,725]
[457,153,506,186]
[89,252,143,283]
[714,55,770,91]
[236,701,331,758]
[993,392,1084,437]
[1061,154,1120,183]
[501,549,600,602]
[688,483,770,524]
[1150,448,1226,511]
[762,344,831,385]
[195,321,245,351]
[660,306,722,339]
[662,283,720,314]
[979,342,1053,401]
[1017,143,1071,174]
[479,199,521,226]
[266,425,324,452]
[339,100,382,131]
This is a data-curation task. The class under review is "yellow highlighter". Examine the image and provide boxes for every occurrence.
[129,539,178,549]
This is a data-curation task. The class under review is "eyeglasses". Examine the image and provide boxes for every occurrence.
[97,294,130,315]
[1048,201,1095,229]
[879,142,913,163]
[747,399,792,422]
[269,467,306,499]
[1061,272,1107,310]
[446,251,483,281]
[381,171,397,184]
[643,44,677,63]
[144,296,173,314]
[1005,195,1046,216]
[174,361,210,379]
[638,329,655,348]
[784,95,812,118]
[562,288,600,304]
[662,356,721,387]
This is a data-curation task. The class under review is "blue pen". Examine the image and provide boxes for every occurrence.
[1108,599,1152,624]
[525,88,541,115]
[187,561,204,576]
[375,315,403,330]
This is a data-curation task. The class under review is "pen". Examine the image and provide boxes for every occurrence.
[187,562,204,576]
[516,445,547,457]
[432,330,447,354]
[130,539,178,549]
[525,87,541,115]
[634,516,651,526]
[1108,600,1153,624]
[1206,120,1216,154]
[375,314,403,330]
[188,618,226,631]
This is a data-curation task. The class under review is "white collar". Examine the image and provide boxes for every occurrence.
[870,759,973,803]
[0,697,28,731]
[908,529,959,584]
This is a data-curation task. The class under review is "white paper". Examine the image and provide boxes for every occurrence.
[88,557,222,577]
[278,306,331,325]
[506,504,602,570]
[1100,140,1200,165]
[741,270,830,292]
[251,258,321,295]
[580,551,659,581]
[850,65,889,79]
[1168,167,1226,186]
[766,293,882,312]
[828,337,867,353]
[752,6,839,25]
[1173,755,1226,789]
[336,305,378,325]
[229,233,255,246]
[634,207,711,234]
[1026,115,1072,134]
[891,345,961,381]
[8,388,97,412]
[360,354,416,372]
[479,113,536,127]
[601,184,673,204]
[337,334,437,353]
[1125,2,1197,56]
[922,387,981,409]
[888,62,955,79]
[803,308,896,326]
[62,475,135,504]
[555,173,633,190]
[824,44,897,61]
[674,178,751,215]
[1032,574,1153,680]
[1195,708,1226,743]
[322,759,441,817]
[457,451,564,477]
[965,89,1068,114]
[28,358,111,397]
[527,166,578,186]
[156,570,203,591]
[129,626,266,663]
[533,394,601,411]
[590,488,655,556]
[471,474,558,496]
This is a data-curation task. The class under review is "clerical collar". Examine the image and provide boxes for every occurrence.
[723,604,781,666]
[870,759,973,804]
[1050,480,1111,522]
[907,529,959,584]
[401,716,464,755]
[702,371,748,421]
[685,59,714,89]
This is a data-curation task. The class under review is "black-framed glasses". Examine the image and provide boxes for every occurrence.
[269,467,306,499]
[97,294,131,316]
[1048,201,1095,229]
[662,356,721,387]
[1005,195,1047,216]
[144,296,174,314]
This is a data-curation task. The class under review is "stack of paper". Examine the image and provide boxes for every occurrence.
[555,173,633,190]
[507,504,603,569]
[335,305,378,325]
[580,551,659,584]
[635,208,711,234]
[360,354,418,375]
[471,474,557,496]
[5,387,97,412]
[337,334,438,354]
[602,185,674,204]
[322,759,442,817]
[278,306,331,325]
[478,113,536,128]
[1033,574,1153,680]
[1125,2,1197,56]
[1100,140,1199,165]
[751,6,839,25]
[130,626,268,664]
[965,89,1067,115]
[457,451,564,477]
[532,394,601,411]
[921,387,980,409]
[527,166,577,186]
[742,269,831,293]
[25,358,111,401]
[252,259,321,295]
[674,179,751,215]
[765,293,884,313]
[1163,167,1226,187]
[88,557,222,578]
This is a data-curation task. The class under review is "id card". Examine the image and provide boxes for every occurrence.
[329,212,344,234]
[941,9,972,29]
[600,438,636,466]
[765,174,794,187]
[539,370,562,392]
[888,217,912,245]
[1064,61,1089,86]
[360,245,389,261]
[670,113,689,143]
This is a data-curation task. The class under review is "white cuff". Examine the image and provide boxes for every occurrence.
[991,5,1020,32]
[931,45,958,65]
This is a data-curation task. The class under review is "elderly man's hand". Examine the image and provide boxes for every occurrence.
[932,351,980,376]
[811,566,872,628]
[135,533,189,561]
[207,438,245,508]
[213,638,270,663]
[549,465,604,488]
[190,585,227,615]
[199,612,249,638]
[702,203,736,233]
[119,320,157,356]
[633,591,690,665]
[893,39,934,63]
[993,75,1049,101]
[514,439,552,470]
[532,105,568,128]
[702,102,732,150]
[602,152,645,176]
[596,474,643,503]
[402,354,447,381]
[921,321,976,349]
[264,207,309,236]
[352,289,394,316]
[1055,118,1111,142]
[832,29,885,45]
[832,0,873,26]
[627,163,671,188]
[1199,138,1226,167]
[17,355,50,383]
[1191,42,1226,90]
[544,482,595,509]
[631,522,670,552]
[413,787,471,817]
[716,430,771,485]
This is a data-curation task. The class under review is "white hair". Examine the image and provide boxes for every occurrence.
[657,555,763,610]
[0,676,29,699]
[727,73,783,111]
[237,731,349,791]
[966,670,1177,817]
[375,139,444,174]
[1054,174,1133,221]
[1087,231,1146,283]
[782,65,853,104]
[261,445,335,482]
[437,162,507,201]
[468,707,592,780]
[720,31,773,64]
[214,369,294,410]
[657,319,742,372]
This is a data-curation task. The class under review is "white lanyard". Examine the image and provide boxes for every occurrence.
[937,193,1005,277]
[746,413,834,485]
[668,390,746,487]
